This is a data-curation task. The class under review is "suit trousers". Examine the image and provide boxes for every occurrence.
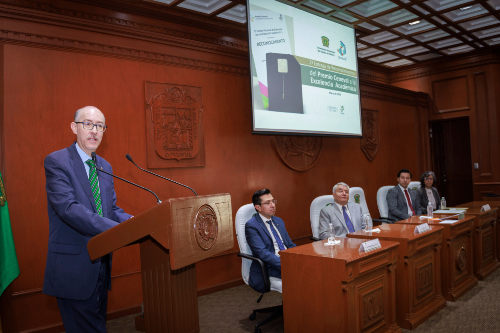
[57,255,110,333]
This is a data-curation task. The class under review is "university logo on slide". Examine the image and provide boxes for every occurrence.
[338,41,346,56]
[321,36,329,48]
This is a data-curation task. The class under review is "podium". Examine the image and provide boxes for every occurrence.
[87,194,233,333]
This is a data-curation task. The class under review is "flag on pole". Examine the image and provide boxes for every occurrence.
[0,171,20,296]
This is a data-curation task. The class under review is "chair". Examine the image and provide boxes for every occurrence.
[349,187,388,225]
[376,186,397,223]
[309,195,334,241]
[409,181,421,191]
[235,204,283,333]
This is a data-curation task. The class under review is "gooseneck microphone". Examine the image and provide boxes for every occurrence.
[91,152,162,204]
[125,154,198,196]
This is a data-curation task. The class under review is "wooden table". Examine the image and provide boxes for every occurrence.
[347,224,446,330]
[281,238,401,333]
[451,206,500,280]
[457,201,500,259]
[395,215,477,301]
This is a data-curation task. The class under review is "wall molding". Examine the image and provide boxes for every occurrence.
[390,52,500,82]
[0,28,249,76]
[360,79,429,107]
[0,0,249,58]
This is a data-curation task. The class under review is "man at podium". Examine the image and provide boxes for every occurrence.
[245,189,296,293]
[42,106,132,333]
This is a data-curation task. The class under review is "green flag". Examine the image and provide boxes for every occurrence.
[0,171,20,296]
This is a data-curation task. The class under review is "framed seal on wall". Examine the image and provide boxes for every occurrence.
[145,81,205,168]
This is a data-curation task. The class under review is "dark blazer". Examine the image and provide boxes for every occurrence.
[386,185,422,221]
[417,187,441,213]
[43,143,131,300]
[245,214,296,293]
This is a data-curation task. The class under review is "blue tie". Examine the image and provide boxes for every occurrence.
[342,206,355,233]
[266,220,286,251]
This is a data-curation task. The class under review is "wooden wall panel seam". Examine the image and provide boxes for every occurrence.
[0,31,249,76]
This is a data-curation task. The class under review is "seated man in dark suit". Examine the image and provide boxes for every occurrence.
[318,182,365,239]
[245,189,296,293]
[386,169,422,221]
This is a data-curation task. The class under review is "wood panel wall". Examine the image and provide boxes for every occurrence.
[390,51,500,201]
[0,1,429,332]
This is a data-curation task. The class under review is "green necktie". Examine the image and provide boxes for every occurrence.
[85,159,103,216]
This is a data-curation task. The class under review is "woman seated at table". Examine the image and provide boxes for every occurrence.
[417,171,441,213]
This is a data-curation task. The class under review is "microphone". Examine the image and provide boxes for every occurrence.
[91,152,162,204]
[125,154,198,196]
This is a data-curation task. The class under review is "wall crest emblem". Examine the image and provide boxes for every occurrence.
[194,204,218,251]
[145,82,205,168]
[360,109,380,161]
[273,136,322,172]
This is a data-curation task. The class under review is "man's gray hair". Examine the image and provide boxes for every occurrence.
[332,182,350,193]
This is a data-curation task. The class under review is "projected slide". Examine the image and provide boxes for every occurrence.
[248,0,362,136]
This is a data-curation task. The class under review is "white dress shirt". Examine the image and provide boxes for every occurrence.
[398,184,413,216]
[260,213,287,257]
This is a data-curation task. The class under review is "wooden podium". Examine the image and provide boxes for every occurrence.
[87,194,233,333]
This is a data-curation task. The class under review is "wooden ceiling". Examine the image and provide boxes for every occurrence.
[68,0,500,69]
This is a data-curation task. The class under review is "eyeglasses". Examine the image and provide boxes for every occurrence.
[260,199,277,206]
[425,177,434,181]
[75,121,108,132]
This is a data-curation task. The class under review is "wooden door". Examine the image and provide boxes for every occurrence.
[431,118,473,206]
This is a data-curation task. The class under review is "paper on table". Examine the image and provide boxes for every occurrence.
[439,220,456,224]
[363,228,381,233]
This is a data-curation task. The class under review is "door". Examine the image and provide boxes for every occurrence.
[430,118,473,206]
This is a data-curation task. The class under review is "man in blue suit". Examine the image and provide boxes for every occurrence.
[245,189,296,293]
[43,106,132,333]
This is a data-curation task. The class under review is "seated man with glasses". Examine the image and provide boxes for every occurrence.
[43,106,132,333]
[245,189,296,293]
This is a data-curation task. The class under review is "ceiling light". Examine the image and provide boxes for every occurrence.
[409,20,420,25]
[460,6,472,10]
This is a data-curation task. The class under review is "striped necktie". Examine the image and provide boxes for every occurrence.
[85,159,103,216]
[266,220,286,251]
[342,206,355,233]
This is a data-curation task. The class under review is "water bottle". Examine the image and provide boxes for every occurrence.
[427,201,433,219]
[441,197,446,210]
[365,214,373,232]
[327,223,336,245]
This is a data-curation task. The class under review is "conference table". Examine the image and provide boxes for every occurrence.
[347,224,446,330]
[457,201,500,260]
[281,238,401,333]
[395,215,477,301]
[450,206,499,280]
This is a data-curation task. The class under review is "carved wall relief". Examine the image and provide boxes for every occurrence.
[145,82,205,168]
[273,136,322,172]
[360,109,380,161]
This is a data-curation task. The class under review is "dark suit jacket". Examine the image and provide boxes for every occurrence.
[417,187,441,213]
[43,143,131,300]
[245,214,296,293]
[386,185,422,221]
